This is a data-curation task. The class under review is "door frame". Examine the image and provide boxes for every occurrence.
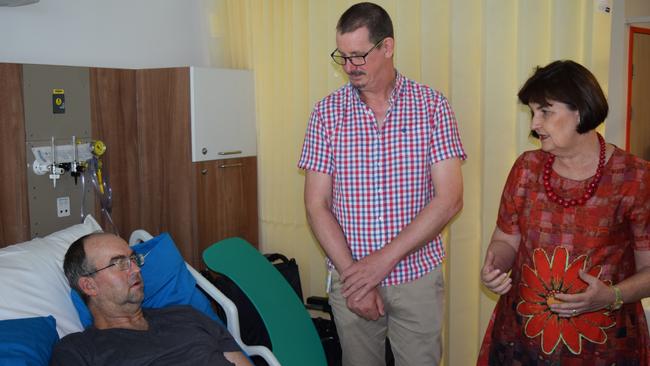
[625,26,650,151]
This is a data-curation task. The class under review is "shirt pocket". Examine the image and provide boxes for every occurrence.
[387,121,430,169]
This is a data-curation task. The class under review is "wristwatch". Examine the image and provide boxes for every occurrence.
[609,285,623,311]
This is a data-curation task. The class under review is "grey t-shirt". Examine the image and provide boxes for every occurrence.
[50,305,241,366]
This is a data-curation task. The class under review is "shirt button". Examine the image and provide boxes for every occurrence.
[377,216,383,222]
[377,188,382,194]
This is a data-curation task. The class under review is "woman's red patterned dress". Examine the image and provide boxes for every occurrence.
[478,147,650,365]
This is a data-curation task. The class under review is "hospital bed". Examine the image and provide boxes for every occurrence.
[0,215,280,365]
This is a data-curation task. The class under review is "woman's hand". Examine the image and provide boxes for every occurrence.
[550,270,615,317]
[481,250,513,294]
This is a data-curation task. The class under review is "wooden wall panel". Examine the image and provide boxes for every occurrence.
[90,68,140,237]
[0,64,29,247]
[135,68,198,266]
[196,156,259,267]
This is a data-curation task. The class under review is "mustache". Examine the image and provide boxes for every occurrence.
[348,70,366,77]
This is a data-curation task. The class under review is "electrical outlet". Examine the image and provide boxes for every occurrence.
[57,196,70,217]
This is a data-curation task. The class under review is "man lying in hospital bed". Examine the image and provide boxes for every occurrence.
[50,232,251,366]
[0,215,278,365]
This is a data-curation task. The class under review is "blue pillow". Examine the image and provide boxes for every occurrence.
[0,316,59,365]
[72,233,222,327]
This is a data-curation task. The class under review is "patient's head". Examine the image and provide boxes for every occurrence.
[64,233,145,309]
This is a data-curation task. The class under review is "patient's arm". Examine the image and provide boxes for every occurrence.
[224,351,254,366]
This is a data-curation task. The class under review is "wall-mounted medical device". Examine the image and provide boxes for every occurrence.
[31,136,92,188]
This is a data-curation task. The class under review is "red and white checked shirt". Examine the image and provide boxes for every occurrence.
[298,71,467,286]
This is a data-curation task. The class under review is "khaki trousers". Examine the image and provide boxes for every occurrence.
[329,267,445,366]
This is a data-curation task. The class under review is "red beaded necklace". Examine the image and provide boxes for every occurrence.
[542,133,606,208]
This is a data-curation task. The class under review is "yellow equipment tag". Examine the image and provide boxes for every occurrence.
[52,89,65,114]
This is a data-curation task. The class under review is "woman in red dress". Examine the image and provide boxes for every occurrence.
[478,60,650,365]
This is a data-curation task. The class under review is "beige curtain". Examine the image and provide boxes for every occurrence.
[210,1,611,364]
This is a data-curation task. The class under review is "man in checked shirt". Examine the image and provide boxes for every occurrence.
[298,2,466,366]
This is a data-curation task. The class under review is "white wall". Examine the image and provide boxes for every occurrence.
[0,0,221,68]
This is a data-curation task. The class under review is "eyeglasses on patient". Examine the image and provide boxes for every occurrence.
[83,253,145,276]
[330,38,385,66]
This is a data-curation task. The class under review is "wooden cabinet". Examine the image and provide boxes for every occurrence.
[196,156,258,258]
[93,67,258,268]
[189,67,259,259]
[133,68,199,264]
[190,67,256,162]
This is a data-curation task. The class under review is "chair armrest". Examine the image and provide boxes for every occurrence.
[306,296,331,314]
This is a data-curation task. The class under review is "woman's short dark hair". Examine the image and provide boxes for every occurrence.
[336,2,393,44]
[518,60,608,134]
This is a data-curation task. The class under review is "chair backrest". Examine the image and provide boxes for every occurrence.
[203,237,327,366]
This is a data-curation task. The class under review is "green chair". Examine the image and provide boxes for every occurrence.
[203,237,327,366]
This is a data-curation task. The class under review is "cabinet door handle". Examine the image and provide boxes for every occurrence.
[218,150,242,156]
[219,163,243,168]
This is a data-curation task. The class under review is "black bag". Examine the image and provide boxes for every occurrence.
[264,253,303,302]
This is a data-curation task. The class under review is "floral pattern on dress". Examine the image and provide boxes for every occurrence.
[516,246,616,355]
